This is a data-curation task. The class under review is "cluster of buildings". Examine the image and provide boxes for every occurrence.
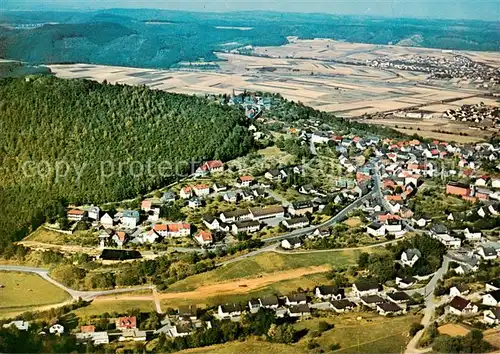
[366,54,500,87]
[444,103,500,126]
[442,278,500,326]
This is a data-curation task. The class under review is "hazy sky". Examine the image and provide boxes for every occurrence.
[2,0,500,21]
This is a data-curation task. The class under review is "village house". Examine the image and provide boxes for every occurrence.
[67,209,87,221]
[239,190,254,202]
[477,246,498,260]
[231,220,260,235]
[448,296,478,316]
[449,284,470,297]
[180,186,193,199]
[236,175,254,187]
[288,304,310,318]
[285,293,307,306]
[220,209,251,223]
[168,324,194,338]
[3,321,29,331]
[329,299,356,313]
[178,305,198,321]
[486,278,500,292]
[360,295,385,308]
[249,205,285,220]
[281,237,302,250]
[352,279,380,297]
[299,184,317,195]
[203,215,220,230]
[188,197,202,209]
[153,223,191,238]
[483,308,500,325]
[100,213,114,228]
[141,200,152,212]
[265,169,287,181]
[463,228,482,241]
[193,184,210,197]
[76,331,110,345]
[122,210,140,229]
[377,302,404,316]
[367,222,386,237]
[196,160,224,175]
[386,291,411,305]
[118,329,147,342]
[482,290,500,307]
[288,201,314,216]
[88,205,100,221]
[112,231,127,248]
[161,191,176,204]
[212,182,227,193]
[194,230,213,246]
[223,191,238,203]
[259,295,279,310]
[282,217,310,230]
[315,286,344,300]
[446,182,471,197]
[49,324,65,335]
[396,276,417,289]
[248,299,261,313]
[401,249,421,267]
[217,303,243,319]
[116,316,137,330]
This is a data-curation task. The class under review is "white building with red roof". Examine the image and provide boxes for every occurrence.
[193,184,210,197]
[194,230,213,246]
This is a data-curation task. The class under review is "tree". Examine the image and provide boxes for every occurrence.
[358,252,370,268]
[51,264,87,288]
[409,323,424,336]
[268,323,296,344]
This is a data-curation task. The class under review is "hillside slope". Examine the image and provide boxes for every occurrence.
[0,76,252,247]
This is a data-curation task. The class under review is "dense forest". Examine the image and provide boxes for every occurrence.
[0,10,498,69]
[0,76,252,247]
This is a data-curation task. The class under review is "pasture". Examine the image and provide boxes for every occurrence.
[0,271,71,318]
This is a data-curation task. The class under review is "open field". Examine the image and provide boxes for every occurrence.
[179,338,297,354]
[165,250,359,292]
[484,329,500,349]
[156,272,332,310]
[0,271,71,318]
[93,249,366,309]
[24,227,66,244]
[293,312,421,353]
[177,312,421,354]
[362,117,492,142]
[438,323,471,337]
[72,299,156,318]
[48,39,497,131]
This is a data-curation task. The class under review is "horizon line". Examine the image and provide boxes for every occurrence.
[1,7,499,23]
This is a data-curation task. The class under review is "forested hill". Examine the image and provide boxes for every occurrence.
[0,76,252,247]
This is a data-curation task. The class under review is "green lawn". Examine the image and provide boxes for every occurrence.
[72,299,156,318]
[178,337,299,354]
[166,251,360,293]
[175,313,421,354]
[294,312,422,353]
[0,271,71,318]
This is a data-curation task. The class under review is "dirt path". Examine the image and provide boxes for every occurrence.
[93,265,329,303]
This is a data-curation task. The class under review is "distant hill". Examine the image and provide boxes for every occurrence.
[0,10,498,69]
